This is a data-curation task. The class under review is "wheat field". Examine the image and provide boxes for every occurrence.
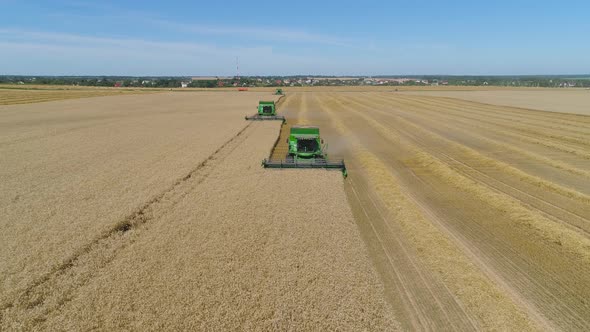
[1,87,589,330]
[0,91,396,330]
[0,86,156,105]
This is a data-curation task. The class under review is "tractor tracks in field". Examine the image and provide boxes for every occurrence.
[324,92,590,330]
[367,93,590,182]
[392,128,590,330]
[347,94,590,228]
[346,175,481,331]
[380,93,590,159]
[395,93,590,132]
[335,92,590,253]
[0,121,259,329]
[314,95,494,331]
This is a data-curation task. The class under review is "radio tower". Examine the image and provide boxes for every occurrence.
[236,56,240,82]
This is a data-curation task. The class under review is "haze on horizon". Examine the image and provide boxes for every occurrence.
[1,0,589,76]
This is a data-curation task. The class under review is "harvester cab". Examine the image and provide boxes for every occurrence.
[263,125,347,177]
[274,88,284,95]
[245,100,285,122]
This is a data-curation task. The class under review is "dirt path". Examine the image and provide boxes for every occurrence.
[282,91,590,331]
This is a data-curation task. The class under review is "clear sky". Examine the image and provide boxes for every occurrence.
[1,0,589,76]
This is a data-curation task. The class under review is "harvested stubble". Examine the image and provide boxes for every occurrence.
[401,88,590,116]
[313,94,536,331]
[279,90,590,331]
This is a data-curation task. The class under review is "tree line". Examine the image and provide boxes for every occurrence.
[1,75,589,88]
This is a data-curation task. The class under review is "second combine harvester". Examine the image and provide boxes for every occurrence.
[245,100,285,122]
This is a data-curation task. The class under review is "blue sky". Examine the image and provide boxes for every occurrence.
[1,0,589,76]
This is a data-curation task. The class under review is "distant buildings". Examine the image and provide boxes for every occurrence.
[559,82,576,88]
[360,77,429,85]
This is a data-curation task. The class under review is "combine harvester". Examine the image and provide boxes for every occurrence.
[245,101,285,122]
[274,88,284,95]
[263,125,347,177]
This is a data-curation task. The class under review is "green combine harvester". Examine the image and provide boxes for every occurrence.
[245,100,285,122]
[263,125,347,177]
[274,88,284,95]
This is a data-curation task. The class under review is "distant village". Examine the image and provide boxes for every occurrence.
[1,75,589,88]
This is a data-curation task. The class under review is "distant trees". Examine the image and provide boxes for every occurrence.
[188,80,217,88]
[1,75,589,88]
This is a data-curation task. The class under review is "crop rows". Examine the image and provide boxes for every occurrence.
[278,91,590,331]
[0,88,154,105]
